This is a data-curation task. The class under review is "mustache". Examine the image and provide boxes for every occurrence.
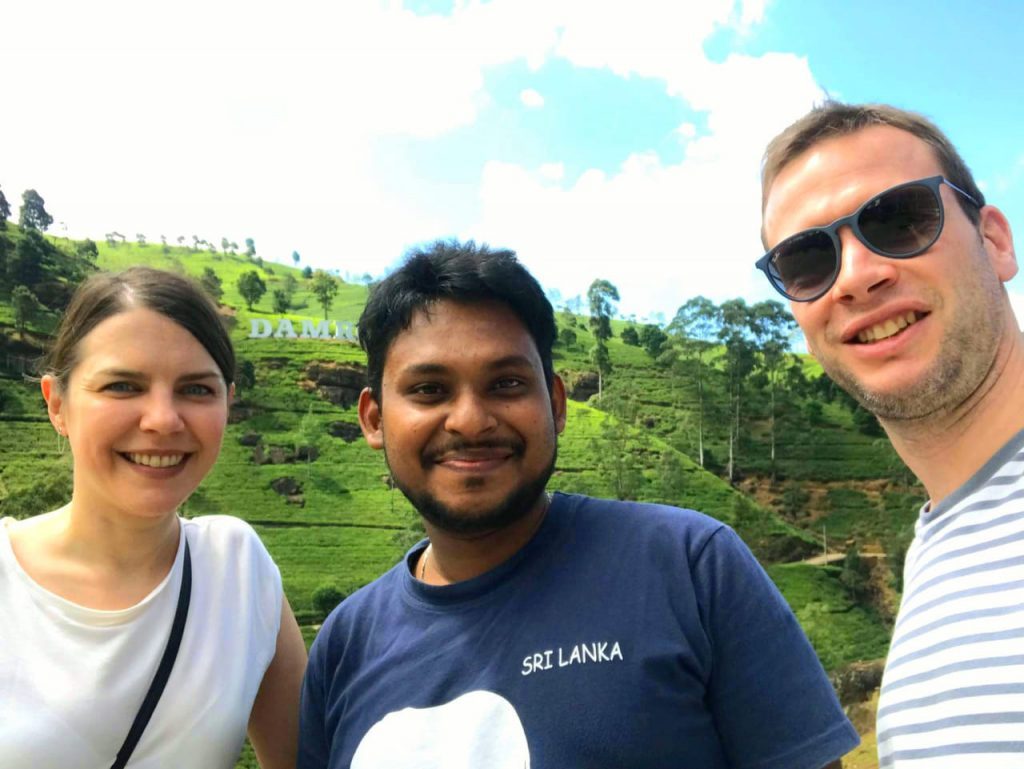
[423,437,525,463]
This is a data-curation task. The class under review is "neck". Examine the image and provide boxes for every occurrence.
[418,492,550,586]
[882,325,1024,506]
[58,498,181,577]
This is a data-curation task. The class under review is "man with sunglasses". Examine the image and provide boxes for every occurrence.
[759,102,1023,768]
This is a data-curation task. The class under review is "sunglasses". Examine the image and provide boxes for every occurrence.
[757,175,980,302]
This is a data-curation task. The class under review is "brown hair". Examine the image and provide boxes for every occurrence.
[42,266,235,390]
[761,101,985,227]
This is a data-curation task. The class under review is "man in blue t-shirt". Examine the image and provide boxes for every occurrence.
[299,240,858,769]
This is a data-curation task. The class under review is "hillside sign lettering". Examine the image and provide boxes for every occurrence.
[249,318,358,342]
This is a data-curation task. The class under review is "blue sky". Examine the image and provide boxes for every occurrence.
[2,0,1021,327]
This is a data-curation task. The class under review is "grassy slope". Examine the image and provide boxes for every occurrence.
[0,242,891,671]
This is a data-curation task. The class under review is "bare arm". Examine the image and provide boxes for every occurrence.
[248,596,308,769]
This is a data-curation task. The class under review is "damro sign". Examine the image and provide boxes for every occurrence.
[248,318,358,342]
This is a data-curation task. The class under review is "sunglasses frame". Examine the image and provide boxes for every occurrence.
[757,175,980,302]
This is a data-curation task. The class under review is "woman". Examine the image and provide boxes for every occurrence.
[0,267,307,768]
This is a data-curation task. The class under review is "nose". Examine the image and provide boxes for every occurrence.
[139,389,186,434]
[828,226,899,303]
[444,389,498,438]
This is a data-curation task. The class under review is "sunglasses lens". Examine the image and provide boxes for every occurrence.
[769,230,838,301]
[858,184,941,255]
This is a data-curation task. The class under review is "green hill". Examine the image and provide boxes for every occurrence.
[0,231,897,675]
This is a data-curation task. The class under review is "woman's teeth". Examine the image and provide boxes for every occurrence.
[126,453,185,468]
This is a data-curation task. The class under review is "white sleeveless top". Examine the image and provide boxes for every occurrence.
[0,514,282,769]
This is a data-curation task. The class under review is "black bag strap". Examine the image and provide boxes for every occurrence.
[110,538,192,769]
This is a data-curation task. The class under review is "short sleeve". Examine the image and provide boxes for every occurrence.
[693,526,859,769]
[298,628,331,769]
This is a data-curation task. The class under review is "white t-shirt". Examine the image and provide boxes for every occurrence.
[0,514,283,769]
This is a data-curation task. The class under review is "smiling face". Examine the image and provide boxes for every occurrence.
[42,307,231,521]
[762,125,1018,420]
[358,299,566,536]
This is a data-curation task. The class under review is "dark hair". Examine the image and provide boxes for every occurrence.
[42,266,235,389]
[358,240,556,399]
[761,101,985,237]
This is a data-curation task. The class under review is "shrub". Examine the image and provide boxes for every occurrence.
[312,583,345,620]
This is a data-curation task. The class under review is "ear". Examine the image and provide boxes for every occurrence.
[227,382,236,403]
[979,205,1018,282]
[357,387,384,450]
[550,375,568,435]
[41,375,66,436]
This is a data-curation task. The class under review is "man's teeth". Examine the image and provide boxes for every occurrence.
[857,312,920,343]
[127,453,185,468]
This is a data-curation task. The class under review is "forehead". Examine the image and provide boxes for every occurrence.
[74,308,216,374]
[383,300,541,377]
[763,125,944,244]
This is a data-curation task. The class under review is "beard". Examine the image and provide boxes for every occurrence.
[815,253,1006,422]
[387,442,558,536]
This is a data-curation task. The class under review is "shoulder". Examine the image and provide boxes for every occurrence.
[182,515,279,580]
[311,561,406,656]
[183,514,264,548]
[555,493,728,553]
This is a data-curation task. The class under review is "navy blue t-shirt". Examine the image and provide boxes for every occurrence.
[299,493,858,769]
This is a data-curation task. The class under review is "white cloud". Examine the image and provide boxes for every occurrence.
[471,46,824,318]
[538,163,565,181]
[0,0,825,303]
[520,88,545,109]
[677,123,698,140]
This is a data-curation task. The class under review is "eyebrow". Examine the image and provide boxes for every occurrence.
[92,368,223,383]
[400,355,536,377]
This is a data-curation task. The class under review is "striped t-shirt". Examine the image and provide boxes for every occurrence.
[877,428,1024,768]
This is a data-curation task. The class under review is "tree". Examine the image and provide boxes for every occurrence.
[75,239,99,263]
[620,325,640,346]
[658,450,687,505]
[221,237,231,254]
[668,296,721,467]
[0,185,10,229]
[840,546,873,605]
[587,279,619,399]
[590,342,612,399]
[136,233,147,246]
[311,270,339,319]
[639,324,668,359]
[718,298,756,483]
[311,583,345,621]
[235,359,256,393]
[9,229,46,287]
[750,300,798,483]
[19,190,53,231]
[587,279,619,343]
[201,267,223,303]
[302,265,313,279]
[160,235,170,255]
[272,289,290,314]
[593,398,644,500]
[237,270,266,310]
[558,327,577,349]
[283,273,299,301]
[245,238,256,258]
[12,285,40,336]
[292,250,300,267]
